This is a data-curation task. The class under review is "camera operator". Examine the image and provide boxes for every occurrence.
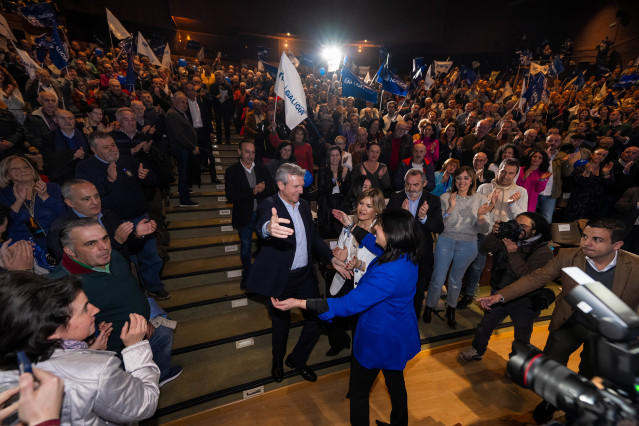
[458,212,554,363]
[478,218,639,424]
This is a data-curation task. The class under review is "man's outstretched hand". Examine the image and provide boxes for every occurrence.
[267,207,294,238]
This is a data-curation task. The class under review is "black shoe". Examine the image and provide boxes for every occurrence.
[271,359,284,383]
[423,306,433,323]
[148,288,171,300]
[532,400,557,424]
[446,306,457,329]
[457,294,473,310]
[285,355,317,382]
[325,342,350,357]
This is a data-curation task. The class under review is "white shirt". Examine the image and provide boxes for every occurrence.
[540,152,556,197]
[187,98,203,128]
[585,251,617,272]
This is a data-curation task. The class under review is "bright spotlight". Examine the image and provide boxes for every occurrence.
[322,46,342,73]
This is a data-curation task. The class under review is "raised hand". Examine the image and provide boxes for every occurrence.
[507,191,521,204]
[540,171,552,180]
[137,163,149,179]
[331,209,351,227]
[602,162,614,174]
[120,313,148,347]
[114,222,134,244]
[401,198,410,211]
[448,192,457,210]
[267,207,294,238]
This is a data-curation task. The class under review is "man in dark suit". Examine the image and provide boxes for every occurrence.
[246,163,348,383]
[165,91,199,207]
[184,82,221,184]
[209,70,233,144]
[472,152,495,188]
[479,218,639,423]
[225,139,274,287]
[387,168,444,320]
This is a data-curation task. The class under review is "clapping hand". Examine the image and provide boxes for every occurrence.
[137,163,149,179]
[418,200,429,220]
[120,313,148,347]
[34,180,48,200]
[107,162,117,182]
[448,192,457,210]
[267,207,294,238]
[88,321,113,350]
[73,147,85,159]
[114,222,134,244]
[602,162,614,174]
[507,191,521,204]
[135,219,157,237]
[0,239,34,271]
[253,181,266,195]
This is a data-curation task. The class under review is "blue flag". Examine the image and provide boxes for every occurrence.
[521,72,547,112]
[603,92,618,107]
[49,26,69,69]
[572,70,585,90]
[261,61,278,79]
[458,65,477,85]
[548,56,564,77]
[376,63,407,97]
[18,3,57,27]
[341,67,378,103]
[125,55,136,92]
[257,45,270,61]
[379,46,390,65]
[613,74,639,89]
[34,33,50,63]
[409,65,427,93]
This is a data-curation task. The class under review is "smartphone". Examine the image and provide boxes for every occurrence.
[17,351,33,375]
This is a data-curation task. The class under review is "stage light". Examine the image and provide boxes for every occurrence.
[287,32,290,36]
[322,46,342,73]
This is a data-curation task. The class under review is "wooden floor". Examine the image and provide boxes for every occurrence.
[165,322,580,426]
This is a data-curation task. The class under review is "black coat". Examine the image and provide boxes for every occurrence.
[246,194,333,297]
[224,161,275,228]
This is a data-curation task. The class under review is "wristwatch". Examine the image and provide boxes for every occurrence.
[498,294,505,303]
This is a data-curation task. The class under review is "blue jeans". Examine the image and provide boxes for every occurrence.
[130,214,165,293]
[238,211,257,278]
[148,324,173,380]
[172,147,191,203]
[464,233,486,298]
[426,236,478,309]
[537,195,557,224]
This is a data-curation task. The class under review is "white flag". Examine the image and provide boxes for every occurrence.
[364,71,372,85]
[496,82,512,103]
[518,79,527,112]
[434,60,453,74]
[14,45,41,79]
[530,62,549,75]
[106,8,130,40]
[274,52,308,130]
[0,14,16,41]
[287,50,299,68]
[137,32,161,66]
[424,65,435,89]
[161,43,171,69]
[197,46,205,61]
[471,61,481,69]
[598,82,607,98]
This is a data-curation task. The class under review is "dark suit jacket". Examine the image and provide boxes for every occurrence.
[185,98,214,136]
[165,106,197,152]
[474,168,495,189]
[614,187,639,227]
[499,247,639,331]
[224,161,275,228]
[246,194,333,297]
[387,190,444,267]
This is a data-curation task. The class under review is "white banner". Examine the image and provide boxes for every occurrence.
[434,60,453,74]
[0,14,16,41]
[161,43,171,69]
[530,62,549,75]
[14,45,41,79]
[106,8,130,40]
[137,32,161,66]
[274,52,308,130]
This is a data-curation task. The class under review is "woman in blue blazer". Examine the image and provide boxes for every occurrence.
[273,208,421,426]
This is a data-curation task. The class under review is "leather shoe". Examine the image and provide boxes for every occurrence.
[457,294,473,310]
[423,306,433,323]
[285,355,317,382]
[271,359,284,383]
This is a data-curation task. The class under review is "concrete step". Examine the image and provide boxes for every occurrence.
[163,269,244,291]
[161,254,242,280]
[167,217,232,230]
[158,281,246,312]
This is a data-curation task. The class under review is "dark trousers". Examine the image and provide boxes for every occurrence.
[214,102,232,144]
[543,316,598,379]
[623,225,639,255]
[413,256,433,319]
[195,127,218,181]
[472,296,540,356]
[349,356,408,426]
[238,211,257,278]
[171,146,191,204]
[267,265,321,364]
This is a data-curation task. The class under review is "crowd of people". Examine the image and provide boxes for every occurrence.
[0,4,638,423]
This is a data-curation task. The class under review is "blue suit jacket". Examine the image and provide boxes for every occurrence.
[246,193,333,297]
[321,246,421,370]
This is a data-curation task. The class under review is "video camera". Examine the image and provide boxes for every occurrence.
[507,268,639,425]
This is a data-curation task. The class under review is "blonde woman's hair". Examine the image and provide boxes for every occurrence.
[0,156,39,188]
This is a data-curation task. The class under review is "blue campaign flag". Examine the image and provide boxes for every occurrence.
[521,72,547,112]
[341,66,378,103]
[613,74,639,89]
[34,33,50,63]
[548,56,564,77]
[261,61,278,79]
[125,53,136,92]
[49,25,69,69]
[458,65,477,85]
[119,36,134,54]
[603,92,618,107]
[376,63,407,97]
[18,3,57,27]
[573,70,585,90]
[379,46,391,67]
[257,45,270,61]
[152,43,165,58]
